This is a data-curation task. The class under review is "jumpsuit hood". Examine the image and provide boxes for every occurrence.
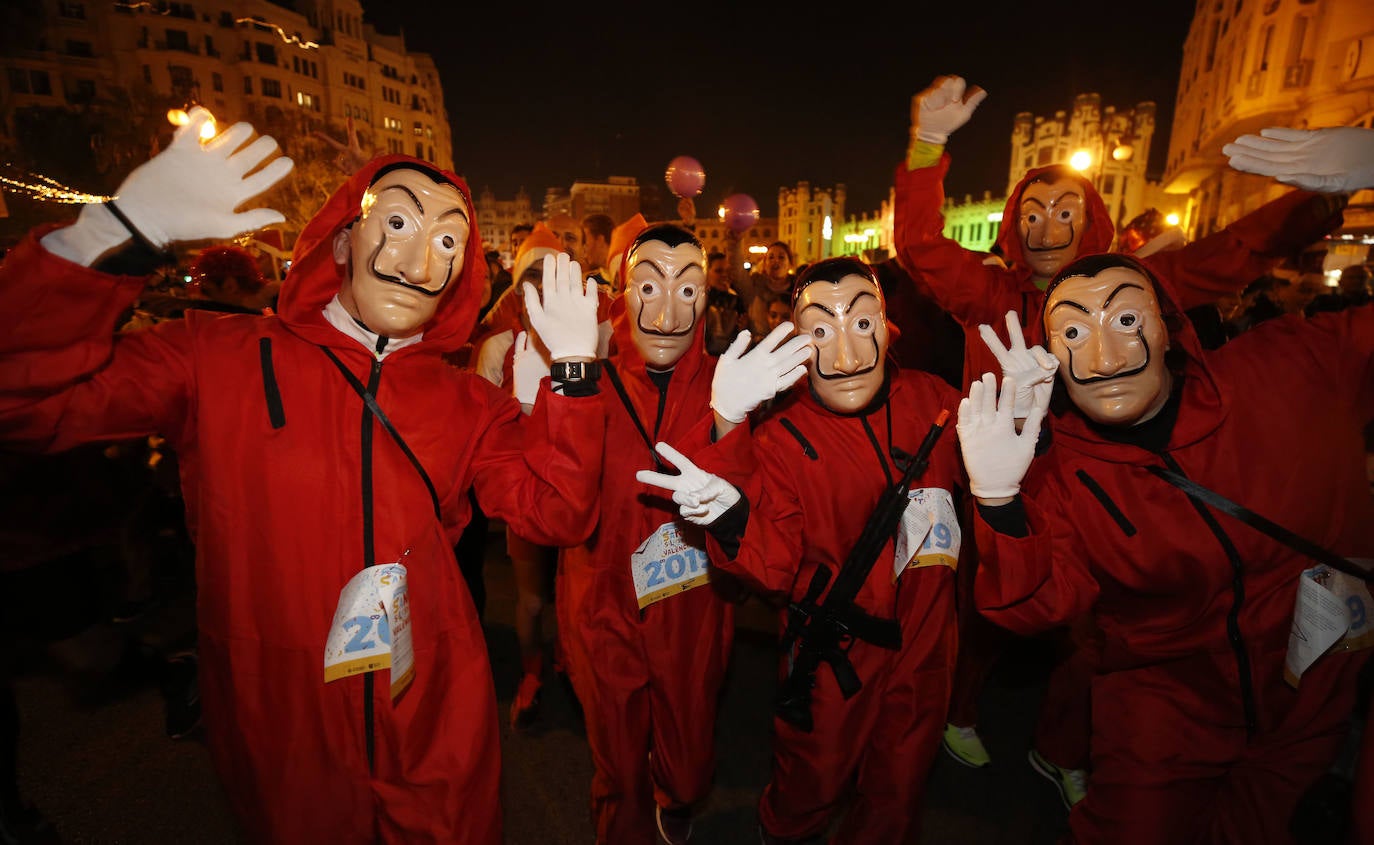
[276,154,488,354]
[994,165,1115,274]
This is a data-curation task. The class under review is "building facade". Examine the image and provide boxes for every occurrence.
[1164,0,1374,267]
[1,0,452,198]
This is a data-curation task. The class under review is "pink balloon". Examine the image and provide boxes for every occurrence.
[722,193,759,233]
[665,155,706,198]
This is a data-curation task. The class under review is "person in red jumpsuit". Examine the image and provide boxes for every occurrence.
[957,251,1374,844]
[895,75,1349,799]
[556,223,810,844]
[0,108,607,843]
[639,256,965,844]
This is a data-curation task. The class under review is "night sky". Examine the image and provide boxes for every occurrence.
[358,1,1198,217]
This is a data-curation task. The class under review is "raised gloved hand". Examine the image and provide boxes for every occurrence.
[710,323,813,424]
[977,310,1059,418]
[511,330,551,408]
[956,372,1047,501]
[912,75,988,145]
[523,252,599,362]
[45,107,294,265]
[635,442,741,526]
[1223,126,1374,193]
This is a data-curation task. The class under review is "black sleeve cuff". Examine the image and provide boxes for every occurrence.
[976,496,1028,538]
[552,377,600,397]
[706,489,749,559]
[92,238,174,276]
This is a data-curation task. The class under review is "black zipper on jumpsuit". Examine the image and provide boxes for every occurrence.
[360,357,383,772]
[1159,452,1258,736]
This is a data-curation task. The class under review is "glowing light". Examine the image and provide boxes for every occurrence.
[235,17,319,50]
[1165,212,1180,227]
[747,245,768,254]
[988,212,1004,222]
[167,107,218,140]
[717,205,726,221]
[1069,150,1092,171]
[115,1,170,14]
[863,229,875,237]
[822,216,833,240]
[0,169,111,204]
[843,234,867,244]
[1112,144,1133,162]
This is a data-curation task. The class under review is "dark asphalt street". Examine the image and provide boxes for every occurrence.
[11,523,1071,844]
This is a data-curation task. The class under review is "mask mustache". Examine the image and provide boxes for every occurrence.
[1066,334,1152,385]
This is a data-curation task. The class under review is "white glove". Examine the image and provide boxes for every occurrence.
[635,442,741,526]
[523,252,599,362]
[1223,126,1374,193]
[512,330,551,408]
[710,323,813,424]
[957,372,1047,500]
[912,75,988,145]
[977,311,1059,418]
[44,107,294,265]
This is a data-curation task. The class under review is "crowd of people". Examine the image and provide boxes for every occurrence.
[0,74,1372,845]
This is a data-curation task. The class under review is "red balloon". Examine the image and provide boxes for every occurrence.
[722,193,759,233]
[665,155,706,198]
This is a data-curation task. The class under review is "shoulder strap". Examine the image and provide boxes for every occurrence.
[1147,465,1371,583]
[320,346,441,520]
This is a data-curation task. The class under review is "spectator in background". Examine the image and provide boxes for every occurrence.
[1307,264,1372,315]
[484,249,511,320]
[548,212,581,259]
[580,213,615,289]
[738,241,796,341]
[703,251,747,355]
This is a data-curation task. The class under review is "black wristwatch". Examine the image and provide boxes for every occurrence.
[550,360,601,382]
[550,360,601,397]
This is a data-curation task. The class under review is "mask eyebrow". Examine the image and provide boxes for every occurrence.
[375,184,424,214]
[847,290,879,310]
[1021,197,1047,211]
[438,205,469,223]
[802,301,837,318]
[1103,282,1146,308]
[1049,299,1091,315]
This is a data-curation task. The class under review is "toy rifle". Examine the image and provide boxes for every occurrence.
[774,409,950,732]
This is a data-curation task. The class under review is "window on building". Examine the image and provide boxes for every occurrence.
[1102,174,1116,194]
[58,2,85,19]
[296,90,319,111]
[211,71,223,92]
[415,141,424,157]
[255,42,277,65]
[169,64,194,94]
[7,68,29,94]
[29,70,51,96]
[261,78,281,98]
[143,64,152,83]
[204,34,218,57]
[1286,16,1308,66]
[1037,147,1054,165]
[1205,19,1220,71]
[243,76,253,95]
[164,29,189,51]
[68,78,96,103]
[1257,23,1273,70]
[66,39,94,57]
[413,121,422,136]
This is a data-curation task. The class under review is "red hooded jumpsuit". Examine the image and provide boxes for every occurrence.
[708,369,963,843]
[893,154,1347,771]
[556,296,740,844]
[973,267,1374,844]
[0,156,606,843]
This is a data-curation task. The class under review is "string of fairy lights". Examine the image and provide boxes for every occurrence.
[0,169,111,204]
[111,2,319,50]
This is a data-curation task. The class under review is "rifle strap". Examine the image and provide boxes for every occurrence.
[1146,465,1371,583]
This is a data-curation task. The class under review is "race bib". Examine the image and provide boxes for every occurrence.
[631,521,711,610]
[1285,559,1374,688]
[323,561,415,702]
[893,487,961,582]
